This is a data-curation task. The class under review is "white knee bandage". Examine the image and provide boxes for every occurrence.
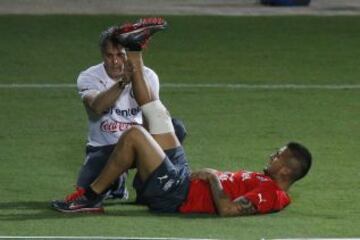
[141,100,174,134]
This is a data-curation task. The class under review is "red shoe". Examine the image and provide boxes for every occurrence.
[114,17,168,51]
[51,187,104,213]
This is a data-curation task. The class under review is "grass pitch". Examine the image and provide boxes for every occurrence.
[0,15,359,239]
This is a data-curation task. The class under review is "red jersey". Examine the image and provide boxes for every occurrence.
[179,170,291,214]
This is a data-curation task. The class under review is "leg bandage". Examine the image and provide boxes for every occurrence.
[140,100,175,134]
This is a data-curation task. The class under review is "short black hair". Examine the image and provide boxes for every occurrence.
[99,26,121,53]
[287,142,312,182]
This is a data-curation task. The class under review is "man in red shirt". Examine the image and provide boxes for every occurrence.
[51,18,312,216]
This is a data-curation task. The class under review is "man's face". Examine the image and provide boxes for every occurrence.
[263,146,293,178]
[102,42,126,80]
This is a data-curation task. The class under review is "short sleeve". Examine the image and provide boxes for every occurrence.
[77,73,101,99]
[144,67,160,99]
[240,184,290,214]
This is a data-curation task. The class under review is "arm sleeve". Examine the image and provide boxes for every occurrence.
[76,73,101,99]
[240,185,278,214]
[144,67,160,99]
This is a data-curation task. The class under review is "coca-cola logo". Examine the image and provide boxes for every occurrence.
[100,120,138,133]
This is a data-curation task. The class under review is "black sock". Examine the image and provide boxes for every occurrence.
[128,43,142,51]
[85,186,100,200]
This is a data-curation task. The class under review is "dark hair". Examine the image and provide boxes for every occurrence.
[287,142,312,182]
[99,26,121,53]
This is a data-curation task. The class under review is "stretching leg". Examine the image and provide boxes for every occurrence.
[91,126,165,194]
[127,51,180,150]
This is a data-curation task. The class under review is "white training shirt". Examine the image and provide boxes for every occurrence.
[77,63,160,147]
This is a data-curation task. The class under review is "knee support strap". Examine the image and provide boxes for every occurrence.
[141,100,175,134]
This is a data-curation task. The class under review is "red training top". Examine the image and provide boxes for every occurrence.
[179,170,291,214]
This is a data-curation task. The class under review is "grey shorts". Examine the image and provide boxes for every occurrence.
[133,146,190,213]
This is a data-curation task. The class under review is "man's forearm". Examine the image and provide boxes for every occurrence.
[88,81,125,115]
[207,173,256,217]
[207,174,233,216]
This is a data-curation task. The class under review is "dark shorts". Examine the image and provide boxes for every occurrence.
[77,145,126,191]
[133,146,190,213]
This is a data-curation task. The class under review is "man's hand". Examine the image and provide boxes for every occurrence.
[84,62,133,115]
[118,61,134,88]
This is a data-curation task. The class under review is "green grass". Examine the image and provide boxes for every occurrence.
[0,15,360,239]
[1,15,360,84]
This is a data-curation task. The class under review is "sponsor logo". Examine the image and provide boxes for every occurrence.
[69,202,85,210]
[241,171,252,181]
[162,179,175,192]
[158,174,176,191]
[218,172,235,182]
[157,174,169,184]
[258,193,266,204]
[100,120,138,133]
[105,107,141,117]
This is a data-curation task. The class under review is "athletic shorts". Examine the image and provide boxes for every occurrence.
[133,146,190,213]
[77,145,126,192]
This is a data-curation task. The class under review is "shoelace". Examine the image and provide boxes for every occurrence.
[65,187,86,202]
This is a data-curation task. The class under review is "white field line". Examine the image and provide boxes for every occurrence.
[162,83,360,90]
[0,237,358,240]
[264,239,360,240]
[0,83,75,88]
[0,237,219,240]
[0,83,360,90]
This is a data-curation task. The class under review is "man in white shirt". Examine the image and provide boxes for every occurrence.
[63,24,186,201]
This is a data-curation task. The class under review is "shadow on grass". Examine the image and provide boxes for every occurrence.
[0,201,217,221]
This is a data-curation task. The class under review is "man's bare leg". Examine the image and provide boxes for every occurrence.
[127,51,180,150]
[51,125,167,212]
[91,126,166,194]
